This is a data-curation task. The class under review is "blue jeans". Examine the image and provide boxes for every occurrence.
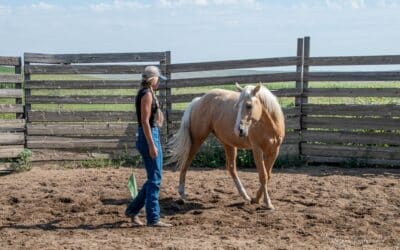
[125,127,163,224]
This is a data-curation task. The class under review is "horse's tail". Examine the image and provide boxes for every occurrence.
[166,97,201,169]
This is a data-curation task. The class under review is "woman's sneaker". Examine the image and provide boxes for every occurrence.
[148,221,173,227]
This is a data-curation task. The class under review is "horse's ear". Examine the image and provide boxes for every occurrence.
[235,82,243,92]
[253,82,263,95]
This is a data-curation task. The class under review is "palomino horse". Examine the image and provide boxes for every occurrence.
[168,83,285,209]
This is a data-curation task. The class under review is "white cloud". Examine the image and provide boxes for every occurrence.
[0,5,12,15]
[158,0,258,7]
[31,2,57,10]
[89,0,150,12]
[325,0,366,9]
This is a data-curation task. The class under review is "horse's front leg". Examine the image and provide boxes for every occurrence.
[224,145,251,202]
[252,147,274,210]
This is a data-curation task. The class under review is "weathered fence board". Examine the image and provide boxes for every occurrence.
[24,52,166,64]
[28,111,136,122]
[0,75,22,83]
[302,104,400,117]
[306,71,400,81]
[302,130,400,146]
[0,133,25,145]
[303,117,399,130]
[25,80,142,89]
[168,73,298,88]
[0,104,24,113]
[28,123,137,136]
[306,55,400,66]
[30,148,139,162]
[26,95,135,104]
[27,136,135,149]
[302,144,400,160]
[25,64,148,74]
[0,145,24,159]
[0,89,23,98]
[0,56,21,66]
[305,88,400,97]
[169,57,298,73]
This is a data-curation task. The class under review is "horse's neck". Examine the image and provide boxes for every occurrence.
[259,107,284,137]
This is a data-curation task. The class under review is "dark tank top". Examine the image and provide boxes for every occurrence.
[136,88,157,127]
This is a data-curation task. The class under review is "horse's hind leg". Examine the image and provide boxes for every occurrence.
[179,137,206,200]
[224,145,251,202]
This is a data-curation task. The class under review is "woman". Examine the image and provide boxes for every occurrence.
[125,66,172,227]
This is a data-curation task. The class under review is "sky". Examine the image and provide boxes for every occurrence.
[0,0,400,63]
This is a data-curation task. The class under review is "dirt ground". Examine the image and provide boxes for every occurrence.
[0,164,399,250]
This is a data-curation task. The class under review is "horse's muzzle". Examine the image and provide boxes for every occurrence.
[239,127,248,137]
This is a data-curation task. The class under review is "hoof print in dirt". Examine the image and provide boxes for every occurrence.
[191,210,203,215]
[59,197,73,203]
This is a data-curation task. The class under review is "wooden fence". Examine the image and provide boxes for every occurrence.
[24,52,170,161]
[0,36,399,166]
[0,57,25,159]
[300,37,400,165]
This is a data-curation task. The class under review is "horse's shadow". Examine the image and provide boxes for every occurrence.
[101,197,213,216]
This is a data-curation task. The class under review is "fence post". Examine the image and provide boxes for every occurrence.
[164,51,172,139]
[295,38,304,159]
[300,36,310,159]
[15,58,23,120]
[23,57,31,149]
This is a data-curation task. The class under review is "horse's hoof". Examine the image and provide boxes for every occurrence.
[265,205,275,211]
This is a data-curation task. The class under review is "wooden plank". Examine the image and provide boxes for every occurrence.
[168,117,300,131]
[25,64,147,74]
[30,148,139,162]
[169,57,298,73]
[302,104,400,117]
[304,156,400,166]
[307,55,400,66]
[167,89,300,104]
[0,145,24,159]
[24,52,166,64]
[27,123,137,136]
[0,89,23,98]
[28,111,136,122]
[168,72,298,88]
[0,75,22,83]
[168,107,300,121]
[26,95,135,104]
[0,104,24,113]
[27,136,135,149]
[302,130,400,145]
[0,120,25,132]
[25,80,142,89]
[306,71,400,81]
[303,117,400,130]
[305,88,400,97]
[279,144,299,157]
[0,133,25,145]
[0,57,20,66]
[302,143,400,160]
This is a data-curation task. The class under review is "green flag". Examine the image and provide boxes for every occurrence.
[128,173,138,199]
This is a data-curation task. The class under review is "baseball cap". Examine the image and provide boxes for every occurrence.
[142,66,167,81]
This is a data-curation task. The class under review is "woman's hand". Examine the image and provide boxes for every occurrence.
[149,143,158,159]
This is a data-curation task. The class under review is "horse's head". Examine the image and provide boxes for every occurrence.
[234,82,263,137]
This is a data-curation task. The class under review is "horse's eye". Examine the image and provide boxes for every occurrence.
[246,103,252,109]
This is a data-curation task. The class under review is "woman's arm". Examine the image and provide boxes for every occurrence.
[141,92,158,159]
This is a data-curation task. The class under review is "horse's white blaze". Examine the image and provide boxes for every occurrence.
[234,100,243,137]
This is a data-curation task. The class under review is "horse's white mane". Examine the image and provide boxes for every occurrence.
[240,85,283,118]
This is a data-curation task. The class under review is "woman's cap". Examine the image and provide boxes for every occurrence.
[142,66,167,81]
